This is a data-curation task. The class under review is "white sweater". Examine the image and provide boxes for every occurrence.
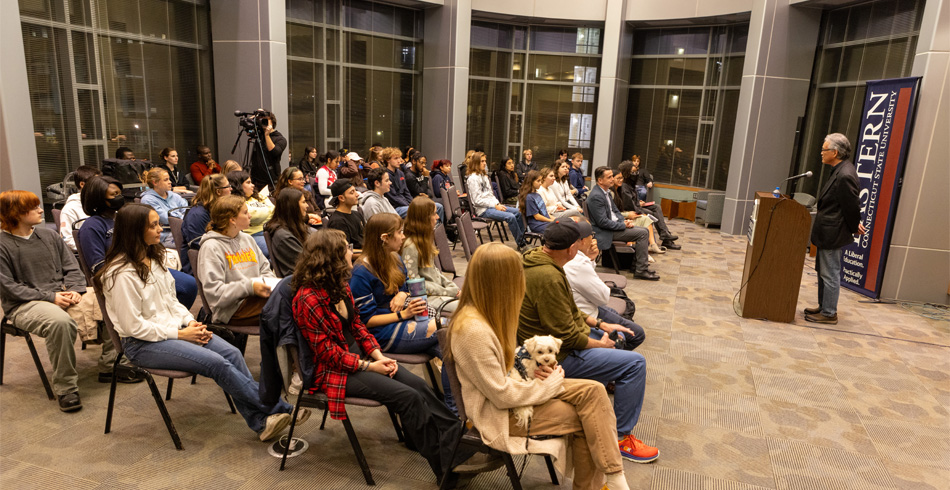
[553,180,580,209]
[102,259,194,341]
[59,193,87,251]
[537,185,564,214]
[465,173,499,215]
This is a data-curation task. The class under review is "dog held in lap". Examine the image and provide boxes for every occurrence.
[508,335,562,429]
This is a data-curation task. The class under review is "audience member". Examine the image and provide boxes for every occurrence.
[402,196,459,313]
[358,168,397,222]
[618,161,680,250]
[553,161,582,210]
[116,147,135,160]
[405,152,433,199]
[517,170,553,233]
[495,157,520,205]
[631,155,652,201]
[381,147,414,217]
[429,159,455,199]
[611,169,665,256]
[264,187,312,276]
[316,150,340,208]
[221,160,242,175]
[465,152,527,251]
[563,217,645,350]
[139,168,188,248]
[228,171,274,258]
[338,151,362,180]
[569,153,589,199]
[197,195,275,325]
[190,145,219,183]
[518,219,658,464]
[60,165,101,252]
[97,203,302,441]
[292,229,467,482]
[273,166,320,224]
[448,242,631,490]
[587,167,658,281]
[180,174,231,274]
[515,148,536,181]
[554,149,569,167]
[327,179,364,250]
[297,146,319,176]
[158,147,189,188]
[1,190,139,414]
[537,167,582,220]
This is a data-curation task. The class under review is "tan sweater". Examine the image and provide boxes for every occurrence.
[450,312,568,461]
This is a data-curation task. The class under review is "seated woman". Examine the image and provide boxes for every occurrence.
[197,195,276,326]
[465,152,527,250]
[537,167,583,221]
[98,204,302,441]
[517,170,553,233]
[293,229,467,481]
[80,176,197,309]
[273,166,320,224]
[495,157,520,205]
[447,243,630,490]
[402,197,459,313]
[180,174,231,273]
[139,167,188,248]
[611,167,663,255]
[264,187,312,277]
[316,150,340,208]
[227,171,274,258]
[553,161,583,213]
[429,159,455,200]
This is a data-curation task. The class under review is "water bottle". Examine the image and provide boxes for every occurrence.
[406,278,429,322]
[773,186,781,198]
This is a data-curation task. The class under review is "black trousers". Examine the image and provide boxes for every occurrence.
[640,203,673,241]
[612,226,650,273]
[345,368,465,479]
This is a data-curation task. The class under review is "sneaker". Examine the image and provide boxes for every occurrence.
[98,367,145,384]
[259,413,292,442]
[295,408,312,426]
[805,312,838,325]
[58,392,83,412]
[619,435,658,463]
[288,371,302,395]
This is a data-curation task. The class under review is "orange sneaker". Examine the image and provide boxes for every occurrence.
[618,434,658,463]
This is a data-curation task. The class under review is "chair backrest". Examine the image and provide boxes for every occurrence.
[443,185,463,222]
[457,213,479,260]
[169,216,185,252]
[92,275,125,356]
[71,222,94,286]
[491,174,503,202]
[457,163,467,186]
[582,197,590,218]
[433,224,456,276]
[436,329,468,423]
[51,208,62,233]
[188,249,212,318]
[262,229,282,277]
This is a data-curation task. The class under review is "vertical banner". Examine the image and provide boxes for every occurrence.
[841,77,921,298]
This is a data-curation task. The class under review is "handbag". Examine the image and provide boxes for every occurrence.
[604,281,636,320]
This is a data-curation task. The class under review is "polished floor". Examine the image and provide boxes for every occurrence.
[1,220,947,489]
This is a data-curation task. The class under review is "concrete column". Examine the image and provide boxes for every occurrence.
[721,1,821,234]
[592,0,631,169]
[209,0,289,167]
[879,0,949,304]
[0,2,43,199]
[421,0,471,166]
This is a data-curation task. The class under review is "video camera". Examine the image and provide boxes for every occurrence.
[234,109,271,139]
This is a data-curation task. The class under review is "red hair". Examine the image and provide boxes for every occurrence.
[0,190,41,232]
[432,159,452,172]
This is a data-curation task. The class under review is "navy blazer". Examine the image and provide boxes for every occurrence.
[811,159,862,250]
[587,185,626,250]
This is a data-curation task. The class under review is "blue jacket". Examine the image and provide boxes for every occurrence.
[140,188,188,248]
[569,167,588,199]
[179,204,210,274]
[384,167,413,208]
[430,169,454,199]
[259,275,315,406]
[587,185,626,250]
[349,262,412,350]
[78,215,113,273]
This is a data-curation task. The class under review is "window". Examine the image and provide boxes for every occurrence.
[794,0,923,197]
[286,0,423,162]
[20,0,215,192]
[467,21,602,170]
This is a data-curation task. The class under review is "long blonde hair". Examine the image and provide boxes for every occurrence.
[446,243,525,371]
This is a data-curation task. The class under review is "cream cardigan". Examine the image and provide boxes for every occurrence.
[449,313,569,466]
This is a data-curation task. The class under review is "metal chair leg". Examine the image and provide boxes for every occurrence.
[280,396,304,471]
[23,332,54,400]
[165,378,174,400]
[144,373,184,450]
[438,436,464,490]
[501,453,525,490]
[342,417,375,485]
[319,408,330,430]
[544,455,559,485]
[424,361,443,401]
[386,407,404,442]
[224,392,237,414]
[104,357,121,434]
[0,327,6,385]
[609,247,621,274]
[191,374,197,384]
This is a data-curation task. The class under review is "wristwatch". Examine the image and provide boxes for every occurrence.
[595,319,603,329]
[396,311,403,321]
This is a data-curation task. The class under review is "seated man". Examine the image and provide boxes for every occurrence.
[618,161,680,250]
[568,153,589,200]
[518,219,658,464]
[190,145,219,184]
[380,147,444,222]
[587,166,659,281]
[0,190,140,413]
[564,217,645,351]
[358,168,397,222]
[327,178,364,250]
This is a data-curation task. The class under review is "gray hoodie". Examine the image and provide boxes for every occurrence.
[358,190,397,222]
[197,230,275,323]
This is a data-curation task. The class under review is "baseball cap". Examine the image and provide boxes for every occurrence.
[543,219,581,250]
[573,219,594,240]
[330,178,354,201]
[345,152,363,161]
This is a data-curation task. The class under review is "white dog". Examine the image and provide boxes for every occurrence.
[508,335,562,429]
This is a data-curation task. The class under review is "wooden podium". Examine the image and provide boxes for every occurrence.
[738,191,811,323]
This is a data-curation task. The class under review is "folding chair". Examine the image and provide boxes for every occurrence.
[456,213,481,261]
[188,249,261,355]
[168,206,191,254]
[445,187,491,244]
[433,224,465,288]
[520,212,543,247]
[0,317,55,400]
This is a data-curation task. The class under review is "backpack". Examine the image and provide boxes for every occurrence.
[604,281,636,320]
[101,158,151,186]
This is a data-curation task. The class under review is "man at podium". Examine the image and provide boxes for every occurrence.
[805,133,865,325]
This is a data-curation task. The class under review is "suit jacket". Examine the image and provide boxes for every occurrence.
[587,185,626,250]
[811,159,861,249]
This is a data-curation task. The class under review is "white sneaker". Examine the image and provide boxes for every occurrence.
[259,413,292,442]
[288,371,302,396]
[295,408,312,426]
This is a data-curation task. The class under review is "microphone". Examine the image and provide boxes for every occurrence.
[784,170,813,181]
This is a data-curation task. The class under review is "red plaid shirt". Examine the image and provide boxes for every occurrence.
[293,285,380,420]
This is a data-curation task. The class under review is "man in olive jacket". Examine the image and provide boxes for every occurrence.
[806,133,865,324]
[517,220,657,462]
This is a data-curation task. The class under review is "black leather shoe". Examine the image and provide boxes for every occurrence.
[98,367,145,384]
[803,306,821,315]
[805,312,838,324]
[664,234,679,241]
[58,392,83,412]
[634,270,660,281]
[661,240,682,250]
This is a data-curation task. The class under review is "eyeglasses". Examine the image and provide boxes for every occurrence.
[291,177,305,182]
[820,148,835,153]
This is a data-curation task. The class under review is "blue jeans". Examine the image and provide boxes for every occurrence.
[479,205,526,245]
[816,247,842,316]
[169,268,198,309]
[122,335,292,433]
[251,231,269,259]
[395,202,445,224]
[560,329,647,438]
[597,306,645,351]
[635,185,647,201]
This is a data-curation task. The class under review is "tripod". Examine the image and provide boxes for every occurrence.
[230,126,276,191]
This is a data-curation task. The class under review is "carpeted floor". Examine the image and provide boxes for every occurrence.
[1,220,947,489]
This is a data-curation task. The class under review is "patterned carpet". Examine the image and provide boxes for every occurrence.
[1,220,947,489]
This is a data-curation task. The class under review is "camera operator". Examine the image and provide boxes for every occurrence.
[249,110,287,192]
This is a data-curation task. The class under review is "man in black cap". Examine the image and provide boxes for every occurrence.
[518,219,658,463]
[326,179,364,250]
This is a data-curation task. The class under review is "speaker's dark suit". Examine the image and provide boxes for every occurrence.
[810,159,861,250]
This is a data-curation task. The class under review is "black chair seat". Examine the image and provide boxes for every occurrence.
[385,352,432,364]
[144,368,196,379]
